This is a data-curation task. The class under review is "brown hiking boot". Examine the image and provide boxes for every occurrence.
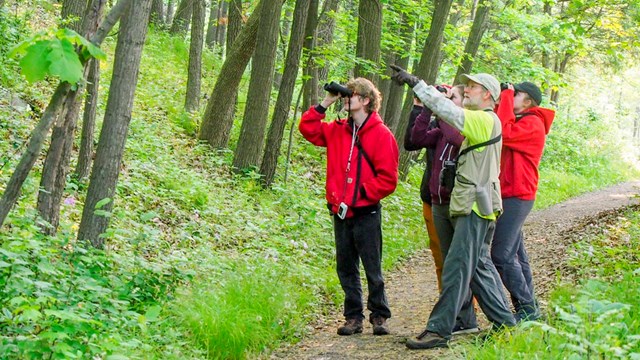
[337,318,363,336]
[371,316,390,335]
[406,330,449,349]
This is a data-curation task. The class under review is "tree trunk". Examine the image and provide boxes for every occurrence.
[185,0,205,112]
[75,58,100,180]
[273,4,292,89]
[38,0,107,234]
[78,0,152,248]
[454,0,491,83]
[61,0,89,32]
[150,0,164,25]
[205,0,219,48]
[381,11,414,132]
[315,0,338,95]
[198,0,263,148]
[397,0,455,179]
[354,0,382,82]
[301,0,319,110]
[259,0,311,187]
[166,0,175,25]
[232,0,283,171]
[0,0,128,229]
[170,0,192,35]
[216,0,228,50]
[226,0,242,50]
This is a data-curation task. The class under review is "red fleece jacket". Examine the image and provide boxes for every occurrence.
[496,89,555,200]
[299,106,399,218]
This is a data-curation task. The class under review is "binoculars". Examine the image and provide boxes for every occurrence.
[500,82,511,91]
[324,82,353,97]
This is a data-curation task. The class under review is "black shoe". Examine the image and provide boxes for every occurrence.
[337,318,363,336]
[406,330,449,349]
[371,316,390,335]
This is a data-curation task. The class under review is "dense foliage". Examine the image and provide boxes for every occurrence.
[0,1,639,359]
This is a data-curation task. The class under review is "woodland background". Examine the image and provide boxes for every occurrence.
[0,0,639,358]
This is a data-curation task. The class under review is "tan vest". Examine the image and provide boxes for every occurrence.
[449,111,503,217]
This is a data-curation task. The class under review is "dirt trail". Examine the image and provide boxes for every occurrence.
[272,181,640,360]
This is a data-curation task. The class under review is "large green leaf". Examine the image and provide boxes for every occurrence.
[46,38,83,84]
[19,40,52,83]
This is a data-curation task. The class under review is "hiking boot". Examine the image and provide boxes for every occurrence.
[451,325,480,335]
[406,330,448,349]
[371,316,390,335]
[337,318,363,336]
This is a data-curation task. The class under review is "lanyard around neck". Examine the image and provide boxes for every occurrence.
[346,123,360,174]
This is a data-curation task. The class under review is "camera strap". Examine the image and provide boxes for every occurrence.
[456,134,502,160]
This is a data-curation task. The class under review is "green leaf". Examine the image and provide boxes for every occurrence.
[19,40,52,83]
[144,305,161,322]
[95,198,112,209]
[140,211,157,222]
[105,356,130,360]
[46,38,83,84]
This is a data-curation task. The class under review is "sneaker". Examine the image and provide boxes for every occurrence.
[406,330,449,349]
[371,316,390,336]
[337,318,363,336]
[452,325,480,335]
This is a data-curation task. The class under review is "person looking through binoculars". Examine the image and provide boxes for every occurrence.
[299,78,399,337]
[390,65,515,350]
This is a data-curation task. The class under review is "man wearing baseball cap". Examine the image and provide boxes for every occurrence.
[493,81,555,323]
[390,65,515,349]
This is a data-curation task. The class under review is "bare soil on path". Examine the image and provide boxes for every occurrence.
[271,181,640,360]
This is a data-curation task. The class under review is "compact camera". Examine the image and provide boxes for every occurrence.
[440,160,457,191]
[337,202,348,220]
[324,82,353,98]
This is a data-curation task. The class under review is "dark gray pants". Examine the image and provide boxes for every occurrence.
[432,204,477,329]
[333,210,391,322]
[491,197,536,314]
[426,212,515,338]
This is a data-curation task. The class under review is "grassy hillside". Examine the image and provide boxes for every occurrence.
[1,7,639,358]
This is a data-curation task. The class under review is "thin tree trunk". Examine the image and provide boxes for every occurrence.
[381,11,414,132]
[226,0,242,50]
[315,0,338,94]
[78,0,152,247]
[75,58,100,180]
[232,0,283,171]
[273,4,292,89]
[354,0,382,82]
[397,0,455,179]
[216,0,228,50]
[205,0,218,48]
[260,0,311,187]
[37,0,107,234]
[185,0,205,112]
[454,0,491,83]
[301,0,318,110]
[150,0,164,25]
[166,0,175,24]
[170,0,192,35]
[198,0,263,148]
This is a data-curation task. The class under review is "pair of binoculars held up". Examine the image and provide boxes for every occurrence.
[323,82,353,97]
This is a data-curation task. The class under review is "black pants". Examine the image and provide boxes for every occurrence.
[333,209,391,322]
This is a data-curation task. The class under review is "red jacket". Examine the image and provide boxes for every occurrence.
[299,106,399,218]
[496,89,555,200]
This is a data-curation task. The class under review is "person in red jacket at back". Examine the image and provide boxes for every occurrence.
[493,82,555,322]
[299,78,399,337]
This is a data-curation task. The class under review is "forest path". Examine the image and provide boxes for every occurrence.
[272,181,640,360]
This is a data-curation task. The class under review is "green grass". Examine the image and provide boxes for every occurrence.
[463,210,640,359]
